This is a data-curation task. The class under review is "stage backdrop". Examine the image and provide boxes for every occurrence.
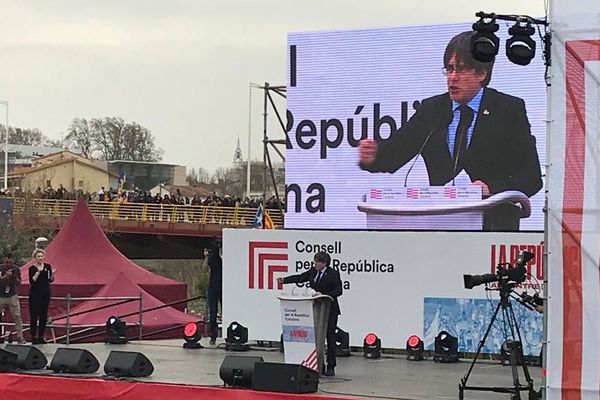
[223,229,543,354]
[546,1,600,399]
[285,22,547,232]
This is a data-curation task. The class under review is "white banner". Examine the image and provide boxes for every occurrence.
[279,296,318,371]
[547,2,600,399]
[223,229,543,352]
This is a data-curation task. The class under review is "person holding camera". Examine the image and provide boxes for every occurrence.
[202,246,222,345]
[0,253,25,344]
[277,251,343,377]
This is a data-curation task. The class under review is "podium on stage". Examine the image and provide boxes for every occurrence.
[358,187,531,231]
[277,293,333,374]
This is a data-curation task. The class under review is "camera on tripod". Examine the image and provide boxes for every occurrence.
[463,250,534,290]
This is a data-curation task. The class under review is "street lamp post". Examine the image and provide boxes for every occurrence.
[0,101,8,190]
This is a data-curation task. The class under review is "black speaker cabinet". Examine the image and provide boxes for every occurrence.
[0,348,17,372]
[5,344,47,370]
[219,355,264,387]
[104,351,154,377]
[50,348,100,373]
[253,362,318,393]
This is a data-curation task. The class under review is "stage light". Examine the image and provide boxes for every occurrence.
[363,332,381,359]
[471,17,500,63]
[506,22,536,65]
[105,316,128,344]
[433,331,459,363]
[183,322,203,349]
[406,335,425,361]
[335,327,351,357]
[500,339,523,366]
[226,321,249,351]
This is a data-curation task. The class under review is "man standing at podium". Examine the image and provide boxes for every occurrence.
[277,251,342,376]
[358,31,543,230]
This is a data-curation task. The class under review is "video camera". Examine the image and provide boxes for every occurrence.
[463,250,534,290]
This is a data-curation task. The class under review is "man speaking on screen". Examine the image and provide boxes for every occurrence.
[358,31,543,231]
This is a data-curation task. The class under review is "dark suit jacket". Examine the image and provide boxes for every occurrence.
[361,88,543,197]
[282,267,343,315]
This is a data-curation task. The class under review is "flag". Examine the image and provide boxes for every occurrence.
[118,173,127,192]
[264,209,274,229]
[252,204,264,228]
[252,204,275,229]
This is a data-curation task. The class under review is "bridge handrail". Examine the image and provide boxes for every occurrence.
[10,197,283,228]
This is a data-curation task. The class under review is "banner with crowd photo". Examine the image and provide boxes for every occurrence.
[546,2,600,399]
[223,229,544,353]
[285,22,547,232]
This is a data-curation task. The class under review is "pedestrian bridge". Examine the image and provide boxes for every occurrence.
[10,198,283,237]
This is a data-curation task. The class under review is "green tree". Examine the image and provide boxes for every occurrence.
[0,125,60,147]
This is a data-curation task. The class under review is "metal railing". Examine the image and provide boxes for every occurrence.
[0,293,205,344]
[11,197,284,228]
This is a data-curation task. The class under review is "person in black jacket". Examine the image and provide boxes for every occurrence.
[28,249,54,344]
[358,31,543,231]
[277,251,343,376]
[202,246,222,345]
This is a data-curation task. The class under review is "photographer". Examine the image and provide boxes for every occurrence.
[202,246,222,345]
[0,254,25,344]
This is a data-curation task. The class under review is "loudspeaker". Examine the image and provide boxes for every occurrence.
[5,344,47,370]
[0,348,17,372]
[253,362,318,393]
[104,351,154,377]
[219,355,264,387]
[50,348,100,373]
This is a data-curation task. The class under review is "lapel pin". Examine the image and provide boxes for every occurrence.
[483,109,490,115]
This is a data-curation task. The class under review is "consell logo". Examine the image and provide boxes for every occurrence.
[248,241,288,290]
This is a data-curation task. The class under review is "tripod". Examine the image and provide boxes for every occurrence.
[459,283,537,400]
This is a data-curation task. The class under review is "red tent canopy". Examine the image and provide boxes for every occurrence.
[58,272,201,341]
[19,199,188,313]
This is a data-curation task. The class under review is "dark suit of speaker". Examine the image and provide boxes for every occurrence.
[219,355,264,387]
[0,348,17,372]
[361,88,543,230]
[50,348,100,373]
[104,351,154,377]
[253,362,319,394]
[5,344,47,370]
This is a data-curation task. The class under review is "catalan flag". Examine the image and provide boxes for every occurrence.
[252,204,275,229]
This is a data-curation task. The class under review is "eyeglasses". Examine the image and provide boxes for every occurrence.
[441,65,473,75]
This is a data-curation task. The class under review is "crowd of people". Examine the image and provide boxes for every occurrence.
[1,184,284,210]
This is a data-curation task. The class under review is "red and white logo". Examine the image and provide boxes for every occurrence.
[248,241,288,290]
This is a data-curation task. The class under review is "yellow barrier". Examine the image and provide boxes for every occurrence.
[11,198,284,229]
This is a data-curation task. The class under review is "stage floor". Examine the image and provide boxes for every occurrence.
[21,338,543,400]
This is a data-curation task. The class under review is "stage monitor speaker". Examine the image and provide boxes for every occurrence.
[104,351,154,377]
[219,355,264,387]
[252,362,318,394]
[0,348,17,372]
[5,344,47,370]
[50,348,100,373]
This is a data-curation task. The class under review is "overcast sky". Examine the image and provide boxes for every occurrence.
[0,0,545,173]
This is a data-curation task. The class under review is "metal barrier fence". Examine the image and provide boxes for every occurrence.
[0,293,205,344]
[11,197,284,228]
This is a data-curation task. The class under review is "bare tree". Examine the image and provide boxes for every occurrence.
[64,117,163,161]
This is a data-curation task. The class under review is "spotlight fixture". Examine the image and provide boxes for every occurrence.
[500,339,523,366]
[105,316,128,345]
[226,321,249,351]
[433,331,459,363]
[335,327,351,357]
[471,16,500,63]
[363,332,381,359]
[506,22,536,66]
[183,322,203,349]
[406,335,425,361]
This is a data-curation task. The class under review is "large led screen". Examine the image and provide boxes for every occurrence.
[285,22,546,231]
